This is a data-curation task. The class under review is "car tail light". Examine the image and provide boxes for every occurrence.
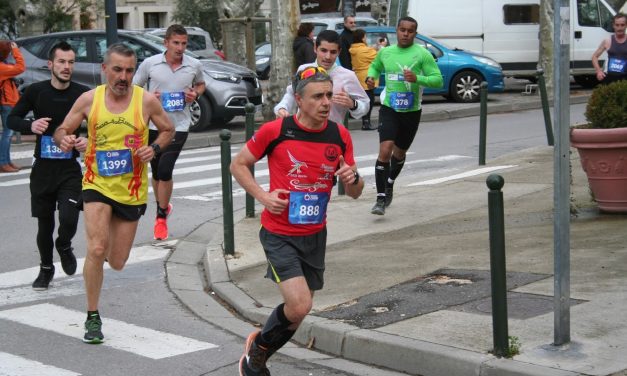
[215,50,226,60]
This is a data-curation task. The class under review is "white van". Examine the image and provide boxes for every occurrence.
[407,0,617,86]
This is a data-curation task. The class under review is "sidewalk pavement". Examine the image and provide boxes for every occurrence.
[163,90,627,376]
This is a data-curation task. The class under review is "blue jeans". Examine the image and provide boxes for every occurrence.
[0,105,14,165]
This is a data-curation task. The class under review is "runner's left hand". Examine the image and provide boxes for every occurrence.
[332,88,354,109]
[335,156,356,185]
[135,145,154,163]
[74,137,88,153]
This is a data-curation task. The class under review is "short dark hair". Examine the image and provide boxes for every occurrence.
[315,30,340,48]
[165,24,187,40]
[352,29,365,43]
[104,43,136,64]
[297,22,314,38]
[397,16,418,30]
[614,12,626,24]
[48,41,74,61]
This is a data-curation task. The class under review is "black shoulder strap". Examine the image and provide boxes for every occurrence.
[262,116,346,158]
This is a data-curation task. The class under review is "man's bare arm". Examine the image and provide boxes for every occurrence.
[231,146,289,215]
[592,38,610,81]
[135,93,175,163]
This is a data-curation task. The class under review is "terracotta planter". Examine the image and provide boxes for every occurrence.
[570,127,627,213]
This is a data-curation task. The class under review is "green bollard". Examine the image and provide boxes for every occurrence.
[486,174,509,357]
[244,103,256,218]
[537,69,555,146]
[220,129,235,256]
[479,81,488,166]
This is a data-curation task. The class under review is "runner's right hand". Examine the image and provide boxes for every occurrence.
[262,189,290,215]
[31,117,51,135]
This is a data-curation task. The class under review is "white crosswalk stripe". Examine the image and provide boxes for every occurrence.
[0,352,81,376]
[0,304,218,359]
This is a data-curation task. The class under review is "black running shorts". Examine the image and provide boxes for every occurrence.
[259,226,327,291]
[81,189,147,221]
[378,105,422,151]
[148,129,188,181]
[30,158,82,218]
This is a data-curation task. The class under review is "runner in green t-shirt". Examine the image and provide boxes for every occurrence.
[365,16,443,215]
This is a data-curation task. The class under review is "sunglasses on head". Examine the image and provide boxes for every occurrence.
[298,66,327,80]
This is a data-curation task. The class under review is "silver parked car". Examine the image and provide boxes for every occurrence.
[15,30,262,132]
[148,26,225,61]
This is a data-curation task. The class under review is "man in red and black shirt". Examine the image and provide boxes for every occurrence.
[231,66,364,376]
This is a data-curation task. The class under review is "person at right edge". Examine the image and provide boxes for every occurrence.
[592,12,627,85]
[365,16,443,215]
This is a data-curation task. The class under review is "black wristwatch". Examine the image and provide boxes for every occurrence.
[150,143,161,155]
[351,99,358,111]
[352,170,360,185]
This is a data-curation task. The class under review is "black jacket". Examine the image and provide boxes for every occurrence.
[339,27,354,70]
[293,36,316,69]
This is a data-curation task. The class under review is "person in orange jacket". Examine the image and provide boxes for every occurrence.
[349,29,379,130]
[0,40,26,173]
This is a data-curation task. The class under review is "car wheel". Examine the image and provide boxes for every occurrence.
[450,71,483,103]
[188,95,212,132]
[573,75,599,89]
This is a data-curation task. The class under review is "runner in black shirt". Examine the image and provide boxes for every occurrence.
[8,42,89,290]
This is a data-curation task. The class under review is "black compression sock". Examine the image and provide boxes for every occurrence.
[258,303,292,348]
[389,156,405,183]
[156,205,168,218]
[375,160,390,195]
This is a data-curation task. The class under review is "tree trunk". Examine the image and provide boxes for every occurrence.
[262,0,300,121]
[216,0,263,67]
[370,0,389,25]
[539,0,554,97]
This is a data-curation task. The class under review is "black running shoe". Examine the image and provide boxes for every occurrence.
[32,265,55,291]
[239,331,269,376]
[58,247,77,276]
[384,184,394,208]
[83,314,104,344]
[371,197,386,215]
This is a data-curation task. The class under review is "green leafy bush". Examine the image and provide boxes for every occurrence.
[583,80,627,129]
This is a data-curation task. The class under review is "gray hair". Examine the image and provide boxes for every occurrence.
[293,70,333,97]
[104,43,136,64]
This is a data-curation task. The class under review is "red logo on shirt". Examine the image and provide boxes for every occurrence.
[124,135,142,149]
[325,145,339,162]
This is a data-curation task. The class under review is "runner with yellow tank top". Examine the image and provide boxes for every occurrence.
[54,43,174,344]
[83,84,149,206]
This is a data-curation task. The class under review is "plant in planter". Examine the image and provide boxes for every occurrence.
[570,80,627,213]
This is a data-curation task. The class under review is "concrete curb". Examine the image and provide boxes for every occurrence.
[166,208,583,376]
